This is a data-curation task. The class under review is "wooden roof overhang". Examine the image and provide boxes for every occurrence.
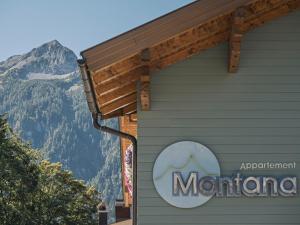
[78,0,300,120]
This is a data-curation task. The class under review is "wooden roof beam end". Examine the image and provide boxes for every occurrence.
[140,49,151,111]
[228,7,246,73]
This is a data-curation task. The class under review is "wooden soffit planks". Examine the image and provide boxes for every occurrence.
[81,0,300,119]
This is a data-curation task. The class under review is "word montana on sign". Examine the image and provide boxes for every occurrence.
[173,172,297,197]
[153,141,297,208]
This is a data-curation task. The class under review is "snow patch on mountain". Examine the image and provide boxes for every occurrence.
[27,72,72,80]
[67,84,81,92]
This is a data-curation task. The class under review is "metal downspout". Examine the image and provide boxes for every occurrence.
[92,113,137,225]
[78,59,138,225]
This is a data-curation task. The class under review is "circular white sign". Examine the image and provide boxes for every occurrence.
[153,141,220,208]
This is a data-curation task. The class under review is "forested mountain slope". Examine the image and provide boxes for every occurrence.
[0,40,122,220]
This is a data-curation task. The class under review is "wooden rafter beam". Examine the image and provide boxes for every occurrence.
[140,49,151,111]
[140,73,150,111]
[228,7,246,73]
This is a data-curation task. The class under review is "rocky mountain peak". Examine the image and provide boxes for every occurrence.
[31,40,67,57]
[0,40,78,79]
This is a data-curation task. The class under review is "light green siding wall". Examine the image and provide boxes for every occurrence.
[137,11,300,225]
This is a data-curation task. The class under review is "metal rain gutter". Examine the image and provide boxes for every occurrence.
[77,59,138,225]
[77,59,100,114]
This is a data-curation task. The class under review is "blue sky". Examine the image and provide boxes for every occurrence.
[0,0,194,61]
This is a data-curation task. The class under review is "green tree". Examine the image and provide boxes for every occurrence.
[0,115,40,224]
[0,115,100,225]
